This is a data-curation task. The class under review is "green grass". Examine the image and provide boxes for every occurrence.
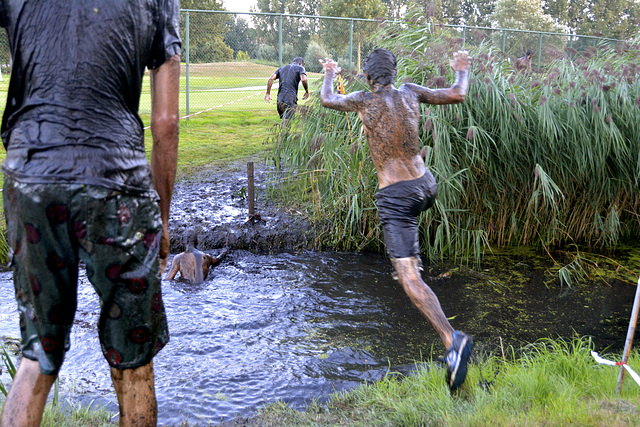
[245,337,640,426]
[141,109,278,178]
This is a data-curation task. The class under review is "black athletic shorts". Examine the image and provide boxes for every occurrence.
[277,93,297,119]
[374,171,437,259]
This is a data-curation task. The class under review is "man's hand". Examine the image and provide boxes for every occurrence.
[319,58,341,75]
[450,50,470,73]
[302,91,309,100]
[265,93,271,103]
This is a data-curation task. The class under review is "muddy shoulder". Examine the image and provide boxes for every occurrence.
[168,161,319,253]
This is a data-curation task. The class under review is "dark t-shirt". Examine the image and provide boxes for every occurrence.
[274,63,306,104]
[0,0,181,197]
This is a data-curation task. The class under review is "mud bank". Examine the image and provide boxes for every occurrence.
[168,162,316,253]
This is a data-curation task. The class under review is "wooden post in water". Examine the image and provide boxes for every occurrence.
[616,275,640,394]
[247,161,255,218]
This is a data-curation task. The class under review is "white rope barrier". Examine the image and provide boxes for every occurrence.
[591,351,640,387]
[143,90,265,130]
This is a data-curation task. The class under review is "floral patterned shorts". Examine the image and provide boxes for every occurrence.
[3,178,169,375]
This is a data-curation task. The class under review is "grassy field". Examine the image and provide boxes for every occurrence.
[138,61,323,115]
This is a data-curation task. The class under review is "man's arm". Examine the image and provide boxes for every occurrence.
[150,53,180,273]
[265,73,277,103]
[300,74,309,100]
[165,254,182,280]
[208,247,229,267]
[406,50,469,105]
[319,58,360,112]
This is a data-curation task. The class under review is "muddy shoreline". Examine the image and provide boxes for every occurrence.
[168,161,318,254]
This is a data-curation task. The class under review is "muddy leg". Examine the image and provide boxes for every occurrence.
[111,362,157,427]
[0,358,57,427]
[391,257,454,349]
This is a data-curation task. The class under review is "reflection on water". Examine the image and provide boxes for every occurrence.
[0,250,636,425]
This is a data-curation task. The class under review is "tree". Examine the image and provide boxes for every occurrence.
[224,16,258,59]
[579,0,639,39]
[542,0,639,39]
[453,0,496,26]
[382,0,412,19]
[253,0,330,64]
[491,0,566,62]
[541,0,589,33]
[180,0,234,62]
[321,0,388,70]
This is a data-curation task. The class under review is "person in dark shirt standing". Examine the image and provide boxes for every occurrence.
[0,1,180,426]
[265,57,310,124]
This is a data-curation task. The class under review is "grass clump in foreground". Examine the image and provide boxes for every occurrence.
[246,337,640,426]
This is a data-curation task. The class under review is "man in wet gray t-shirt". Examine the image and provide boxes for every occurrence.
[0,1,181,426]
[265,57,309,123]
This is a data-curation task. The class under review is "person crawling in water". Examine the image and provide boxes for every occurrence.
[165,230,228,284]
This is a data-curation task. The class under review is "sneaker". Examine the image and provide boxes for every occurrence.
[444,330,474,392]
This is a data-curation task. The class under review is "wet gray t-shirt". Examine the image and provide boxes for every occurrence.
[0,0,181,197]
[275,63,306,103]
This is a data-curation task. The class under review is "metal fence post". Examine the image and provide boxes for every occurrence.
[185,11,190,120]
[462,25,466,49]
[349,19,354,70]
[278,14,283,67]
[501,29,506,52]
[537,32,543,68]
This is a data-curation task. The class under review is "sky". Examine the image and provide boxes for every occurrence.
[224,0,257,13]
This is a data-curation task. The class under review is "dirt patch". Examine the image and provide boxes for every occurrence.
[168,161,316,253]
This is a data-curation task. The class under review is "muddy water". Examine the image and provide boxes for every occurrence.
[0,164,637,426]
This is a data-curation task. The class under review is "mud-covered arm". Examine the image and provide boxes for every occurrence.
[208,247,229,267]
[319,58,360,112]
[165,255,182,279]
[407,50,469,105]
[150,53,180,273]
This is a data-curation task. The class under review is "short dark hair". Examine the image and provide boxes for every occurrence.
[185,228,198,249]
[526,50,533,56]
[293,57,304,66]
[363,48,396,86]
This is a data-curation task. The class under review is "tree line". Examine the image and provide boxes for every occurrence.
[179,0,640,64]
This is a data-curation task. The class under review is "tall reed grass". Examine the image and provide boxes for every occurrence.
[270,9,640,264]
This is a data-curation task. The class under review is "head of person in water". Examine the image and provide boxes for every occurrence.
[363,48,397,86]
[184,228,198,251]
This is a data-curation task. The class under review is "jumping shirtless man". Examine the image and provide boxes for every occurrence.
[319,48,474,391]
[165,232,228,284]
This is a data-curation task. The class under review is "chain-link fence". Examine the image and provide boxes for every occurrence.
[0,10,627,118]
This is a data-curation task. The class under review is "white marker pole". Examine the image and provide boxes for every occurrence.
[616,275,640,394]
